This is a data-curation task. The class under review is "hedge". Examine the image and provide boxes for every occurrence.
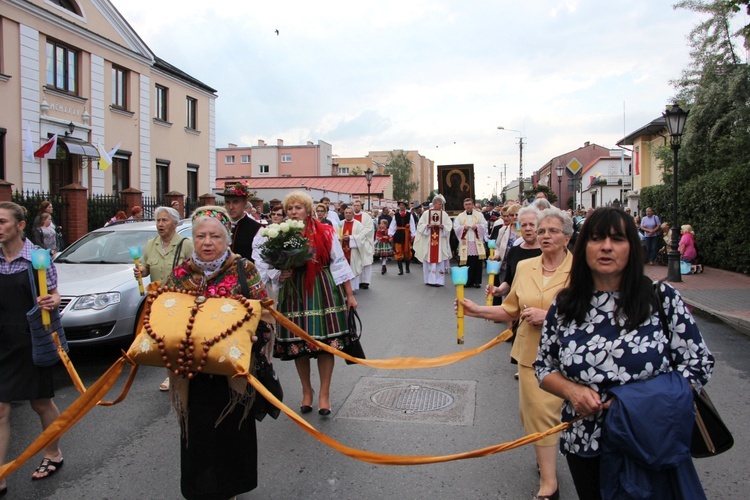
[640,164,750,274]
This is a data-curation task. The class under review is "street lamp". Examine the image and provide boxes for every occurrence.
[555,164,564,208]
[364,167,374,211]
[663,103,689,283]
[498,126,525,203]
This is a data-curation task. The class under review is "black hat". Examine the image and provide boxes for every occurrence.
[421,201,430,208]
[398,200,408,207]
[413,201,423,209]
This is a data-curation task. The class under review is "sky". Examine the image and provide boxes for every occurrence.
[111,0,726,200]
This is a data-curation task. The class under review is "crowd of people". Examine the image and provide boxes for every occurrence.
[0,186,716,499]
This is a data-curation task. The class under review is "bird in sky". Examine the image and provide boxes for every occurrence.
[275,29,279,35]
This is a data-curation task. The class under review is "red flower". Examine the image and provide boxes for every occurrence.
[173,265,188,278]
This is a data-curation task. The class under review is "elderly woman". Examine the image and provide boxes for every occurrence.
[134,206,194,391]
[460,208,574,500]
[162,206,272,499]
[272,191,356,415]
[679,224,698,264]
[535,207,714,499]
[490,203,521,305]
[0,202,64,489]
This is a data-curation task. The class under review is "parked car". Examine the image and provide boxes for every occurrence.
[53,219,192,346]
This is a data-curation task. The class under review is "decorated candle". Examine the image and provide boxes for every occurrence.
[31,248,52,329]
[129,246,145,296]
[487,239,496,260]
[451,266,469,345]
[485,260,501,307]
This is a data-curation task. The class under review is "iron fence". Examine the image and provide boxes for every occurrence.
[141,196,166,220]
[88,194,125,231]
[11,189,67,236]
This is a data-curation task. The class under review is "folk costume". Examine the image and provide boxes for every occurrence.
[351,208,375,289]
[453,209,487,288]
[230,213,262,262]
[388,205,412,275]
[340,217,368,290]
[373,226,393,274]
[164,252,270,500]
[413,208,453,286]
[274,218,356,360]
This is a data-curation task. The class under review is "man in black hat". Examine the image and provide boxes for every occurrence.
[388,200,412,275]
[223,182,261,262]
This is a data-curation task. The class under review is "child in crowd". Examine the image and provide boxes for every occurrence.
[373,219,394,274]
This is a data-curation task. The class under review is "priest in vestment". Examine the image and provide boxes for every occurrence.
[413,195,453,286]
[453,197,487,288]
[351,200,375,289]
[340,207,368,290]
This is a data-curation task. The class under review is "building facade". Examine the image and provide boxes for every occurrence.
[0,0,217,199]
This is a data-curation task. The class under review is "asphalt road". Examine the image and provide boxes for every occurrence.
[4,264,749,499]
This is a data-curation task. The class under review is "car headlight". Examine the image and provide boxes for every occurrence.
[73,292,121,310]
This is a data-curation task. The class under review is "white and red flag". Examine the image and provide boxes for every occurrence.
[34,134,58,159]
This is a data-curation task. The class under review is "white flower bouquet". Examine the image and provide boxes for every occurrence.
[258,220,313,270]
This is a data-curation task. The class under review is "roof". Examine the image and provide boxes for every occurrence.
[617,116,666,146]
[222,175,392,195]
[154,57,217,94]
[581,155,631,175]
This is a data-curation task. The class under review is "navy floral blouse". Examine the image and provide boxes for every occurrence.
[535,282,714,457]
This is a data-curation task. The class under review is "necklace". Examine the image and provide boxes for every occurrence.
[541,260,560,273]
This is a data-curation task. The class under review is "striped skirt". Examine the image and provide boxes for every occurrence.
[273,267,349,360]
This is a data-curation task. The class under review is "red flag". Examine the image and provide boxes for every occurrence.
[634,150,640,176]
[34,134,58,159]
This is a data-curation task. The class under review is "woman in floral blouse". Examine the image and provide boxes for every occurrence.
[164,206,272,500]
[535,207,714,499]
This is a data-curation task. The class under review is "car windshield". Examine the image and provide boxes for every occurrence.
[55,230,157,264]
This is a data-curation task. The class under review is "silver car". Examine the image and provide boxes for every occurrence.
[53,219,192,346]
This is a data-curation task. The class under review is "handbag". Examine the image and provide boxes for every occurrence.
[26,265,69,367]
[680,261,692,275]
[342,307,366,365]
[655,284,733,458]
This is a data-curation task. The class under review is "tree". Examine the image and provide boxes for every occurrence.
[350,166,363,176]
[384,151,419,201]
[528,185,558,205]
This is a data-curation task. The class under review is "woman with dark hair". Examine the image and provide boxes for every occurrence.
[535,207,714,499]
[314,203,332,226]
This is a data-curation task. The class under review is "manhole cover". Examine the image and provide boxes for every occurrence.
[371,385,454,413]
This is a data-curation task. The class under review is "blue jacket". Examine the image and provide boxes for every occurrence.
[601,371,706,499]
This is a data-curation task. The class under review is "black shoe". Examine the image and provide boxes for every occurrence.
[319,408,331,416]
[360,283,369,289]
[300,405,313,414]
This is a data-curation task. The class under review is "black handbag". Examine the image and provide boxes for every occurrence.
[26,265,68,367]
[655,284,733,458]
[343,307,365,365]
[237,258,283,420]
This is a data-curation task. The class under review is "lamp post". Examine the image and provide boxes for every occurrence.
[663,103,689,283]
[364,167,374,211]
[498,127,525,203]
[555,164,564,208]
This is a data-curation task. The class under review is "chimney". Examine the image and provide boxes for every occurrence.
[258,140,265,146]
[228,143,237,148]
[584,141,590,147]
[307,141,313,146]
[277,139,284,146]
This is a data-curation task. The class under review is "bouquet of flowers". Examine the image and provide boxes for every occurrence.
[258,220,313,270]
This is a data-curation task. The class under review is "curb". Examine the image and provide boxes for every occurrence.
[683,298,750,338]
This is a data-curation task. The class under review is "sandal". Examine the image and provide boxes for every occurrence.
[32,456,63,480]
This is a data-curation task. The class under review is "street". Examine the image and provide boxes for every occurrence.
[4,263,750,499]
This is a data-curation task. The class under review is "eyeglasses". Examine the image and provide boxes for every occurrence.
[271,212,284,217]
[536,228,563,236]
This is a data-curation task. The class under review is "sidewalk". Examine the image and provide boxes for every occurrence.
[644,264,750,336]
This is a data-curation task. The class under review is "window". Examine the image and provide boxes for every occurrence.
[240,155,250,163]
[112,66,127,108]
[156,159,170,198]
[49,0,81,15]
[155,85,168,121]
[259,165,269,174]
[186,97,197,129]
[281,154,292,163]
[338,167,350,175]
[46,41,78,93]
[225,155,235,164]
[111,155,130,195]
[187,164,199,201]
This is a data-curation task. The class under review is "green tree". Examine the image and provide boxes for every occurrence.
[529,185,557,205]
[384,151,419,201]
[350,166,363,176]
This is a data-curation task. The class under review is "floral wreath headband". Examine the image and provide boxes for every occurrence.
[192,207,232,232]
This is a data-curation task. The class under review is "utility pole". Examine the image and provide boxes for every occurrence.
[517,138,524,203]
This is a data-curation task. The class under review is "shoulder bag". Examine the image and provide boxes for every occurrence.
[655,284,733,458]
[26,265,69,367]
[238,258,284,420]
[343,307,366,365]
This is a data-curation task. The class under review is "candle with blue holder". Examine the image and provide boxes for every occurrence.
[451,266,469,345]
[487,239,496,260]
[129,246,145,296]
[485,260,501,307]
[31,248,52,329]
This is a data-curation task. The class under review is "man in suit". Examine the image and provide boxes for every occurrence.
[223,182,261,262]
